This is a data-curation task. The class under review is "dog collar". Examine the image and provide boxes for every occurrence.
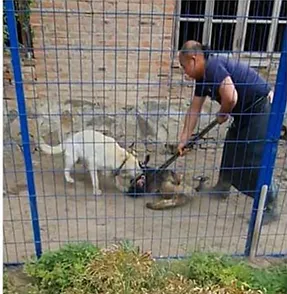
[112,153,132,177]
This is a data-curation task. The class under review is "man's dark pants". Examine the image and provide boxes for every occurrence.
[216,95,278,224]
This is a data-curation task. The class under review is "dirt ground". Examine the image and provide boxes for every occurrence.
[3,127,287,264]
[3,67,286,263]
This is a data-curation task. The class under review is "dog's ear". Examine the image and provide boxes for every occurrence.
[139,154,150,169]
[143,154,150,165]
[128,142,135,149]
[128,142,138,156]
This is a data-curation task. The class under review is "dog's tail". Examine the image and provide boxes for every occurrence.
[38,137,64,155]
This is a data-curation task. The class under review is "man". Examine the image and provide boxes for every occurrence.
[177,40,278,225]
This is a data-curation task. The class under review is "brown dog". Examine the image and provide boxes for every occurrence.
[127,155,190,210]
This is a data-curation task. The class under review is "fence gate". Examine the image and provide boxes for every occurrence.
[3,0,287,265]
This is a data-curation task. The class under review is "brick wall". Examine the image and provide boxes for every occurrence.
[3,53,38,111]
[28,0,177,108]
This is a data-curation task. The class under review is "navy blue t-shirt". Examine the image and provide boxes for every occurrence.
[194,55,271,113]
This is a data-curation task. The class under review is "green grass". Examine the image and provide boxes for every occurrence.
[177,252,287,293]
[3,242,287,294]
[24,242,101,294]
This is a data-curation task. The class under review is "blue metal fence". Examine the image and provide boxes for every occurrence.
[3,0,287,265]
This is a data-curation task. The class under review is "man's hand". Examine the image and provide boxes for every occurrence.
[216,113,229,125]
[177,141,188,157]
[177,96,206,156]
[178,130,191,156]
[178,133,199,156]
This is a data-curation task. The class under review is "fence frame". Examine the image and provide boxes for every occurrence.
[3,0,287,264]
[5,0,42,259]
[245,27,287,256]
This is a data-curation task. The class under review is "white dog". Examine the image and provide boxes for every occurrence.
[38,130,142,195]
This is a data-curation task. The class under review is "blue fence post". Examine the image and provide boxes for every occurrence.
[245,27,287,256]
[5,0,42,258]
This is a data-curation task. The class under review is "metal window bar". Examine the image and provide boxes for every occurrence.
[177,0,286,57]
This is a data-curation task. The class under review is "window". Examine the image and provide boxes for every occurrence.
[248,0,274,19]
[4,0,34,58]
[211,23,236,51]
[279,0,287,20]
[274,23,287,52]
[244,23,271,52]
[175,0,287,56]
[178,0,206,50]
[213,0,238,19]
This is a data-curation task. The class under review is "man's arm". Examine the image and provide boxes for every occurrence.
[178,95,206,155]
[218,76,238,121]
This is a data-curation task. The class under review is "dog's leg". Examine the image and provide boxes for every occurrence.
[161,181,178,199]
[89,162,102,196]
[115,176,127,193]
[64,153,75,184]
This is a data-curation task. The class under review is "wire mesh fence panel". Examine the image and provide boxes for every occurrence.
[3,0,287,264]
[256,131,287,257]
